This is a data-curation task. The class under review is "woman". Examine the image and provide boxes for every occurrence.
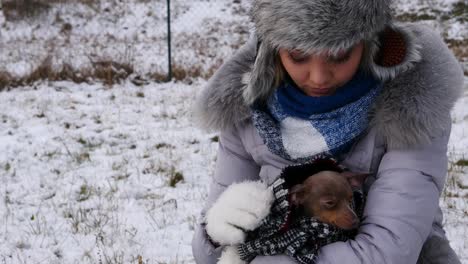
[192,0,464,263]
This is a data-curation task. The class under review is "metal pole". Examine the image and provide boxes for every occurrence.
[167,0,172,81]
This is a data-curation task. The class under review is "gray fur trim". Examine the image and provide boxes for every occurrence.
[366,23,423,81]
[251,0,392,55]
[193,23,464,148]
[191,37,255,132]
[243,41,276,105]
[369,24,464,149]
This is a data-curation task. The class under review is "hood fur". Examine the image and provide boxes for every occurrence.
[369,24,463,148]
[193,23,464,149]
[251,0,391,54]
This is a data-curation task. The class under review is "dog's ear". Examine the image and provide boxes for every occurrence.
[341,172,369,189]
[290,184,307,205]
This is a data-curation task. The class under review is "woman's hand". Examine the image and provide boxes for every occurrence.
[205,181,274,245]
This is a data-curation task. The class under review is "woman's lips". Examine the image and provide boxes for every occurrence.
[307,87,334,96]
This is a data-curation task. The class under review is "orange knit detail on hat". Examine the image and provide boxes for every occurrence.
[377,29,407,67]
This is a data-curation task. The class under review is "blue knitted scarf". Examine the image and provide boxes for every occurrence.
[252,71,382,163]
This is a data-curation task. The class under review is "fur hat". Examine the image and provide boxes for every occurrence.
[244,0,393,105]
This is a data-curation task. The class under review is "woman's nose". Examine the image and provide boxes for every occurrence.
[308,58,332,87]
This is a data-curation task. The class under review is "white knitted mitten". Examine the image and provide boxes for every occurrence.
[205,180,274,245]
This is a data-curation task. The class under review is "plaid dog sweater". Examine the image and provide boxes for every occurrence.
[237,157,365,264]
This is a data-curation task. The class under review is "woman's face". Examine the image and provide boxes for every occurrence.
[278,42,364,97]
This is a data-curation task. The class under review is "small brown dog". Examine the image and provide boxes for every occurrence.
[290,170,367,230]
[217,170,368,264]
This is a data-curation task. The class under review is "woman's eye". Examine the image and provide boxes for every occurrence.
[328,50,352,64]
[289,51,310,63]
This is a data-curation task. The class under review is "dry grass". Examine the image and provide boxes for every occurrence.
[395,1,467,23]
[455,159,468,167]
[446,39,468,75]
[0,57,138,90]
[0,58,226,89]
[171,64,206,81]
[170,60,222,81]
[0,58,223,90]
[148,72,168,83]
[92,61,134,86]
[0,72,14,89]
[2,0,51,21]
[22,57,89,85]
[393,1,467,72]
[147,61,222,83]
[446,39,468,60]
[1,0,101,21]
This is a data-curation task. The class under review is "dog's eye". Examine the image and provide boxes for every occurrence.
[323,200,336,209]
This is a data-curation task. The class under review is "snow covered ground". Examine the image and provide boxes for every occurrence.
[0,0,467,263]
[0,80,216,263]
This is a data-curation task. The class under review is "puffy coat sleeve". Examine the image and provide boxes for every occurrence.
[192,124,261,264]
[315,126,450,264]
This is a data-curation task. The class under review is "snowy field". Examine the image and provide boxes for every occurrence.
[0,0,467,263]
[0,80,217,263]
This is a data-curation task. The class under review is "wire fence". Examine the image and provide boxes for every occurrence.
[0,0,465,87]
[165,0,251,80]
[0,0,251,87]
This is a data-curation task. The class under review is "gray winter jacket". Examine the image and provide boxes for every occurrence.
[192,23,464,264]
